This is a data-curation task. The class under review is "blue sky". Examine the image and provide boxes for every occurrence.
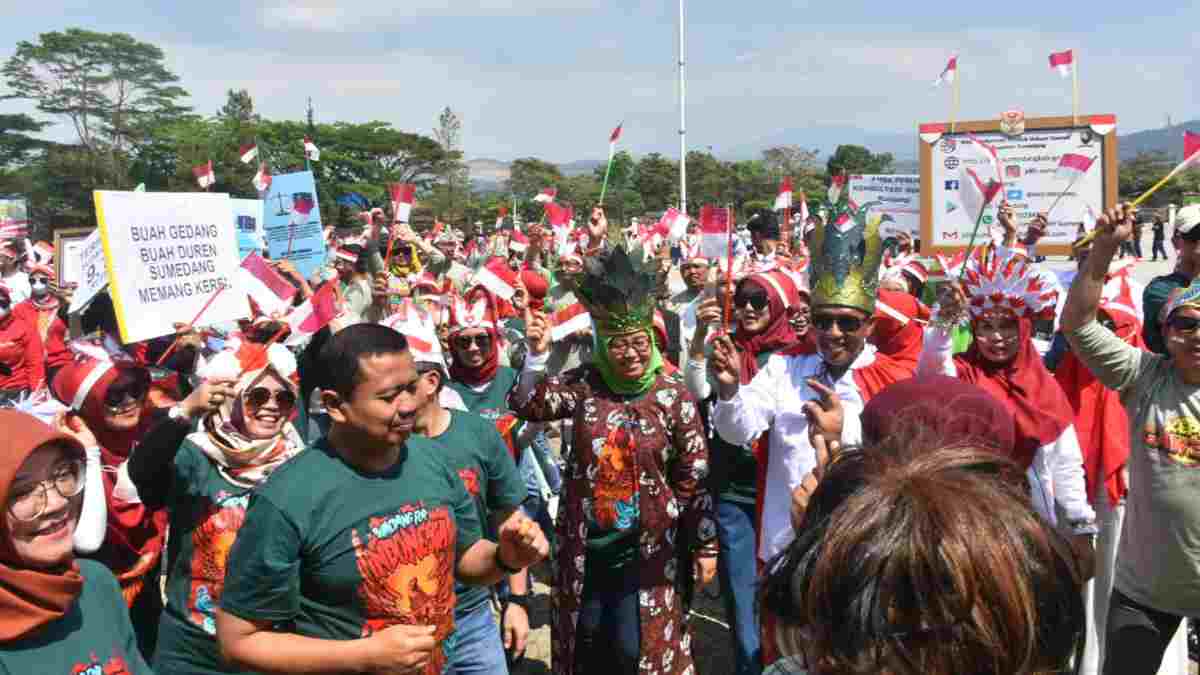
[1,0,1197,163]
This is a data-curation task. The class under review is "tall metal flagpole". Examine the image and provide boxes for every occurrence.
[678,0,687,213]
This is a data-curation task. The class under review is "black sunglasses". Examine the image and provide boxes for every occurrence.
[103,371,150,408]
[244,387,297,410]
[812,314,865,333]
[733,290,770,312]
[454,334,493,351]
[1168,315,1200,334]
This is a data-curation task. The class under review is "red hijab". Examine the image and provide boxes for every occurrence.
[448,288,501,386]
[871,289,927,371]
[954,317,1073,470]
[732,273,799,383]
[0,410,86,642]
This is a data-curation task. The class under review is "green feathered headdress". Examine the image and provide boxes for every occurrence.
[810,197,884,314]
[565,220,658,337]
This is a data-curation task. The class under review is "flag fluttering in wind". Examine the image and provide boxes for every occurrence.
[473,258,517,300]
[303,136,320,162]
[533,187,557,203]
[239,253,297,316]
[964,133,1004,187]
[1185,131,1200,170]
[827,174,847,204]
[496,205,508,229]
[797,192,810,227]
[933,56,957,87]
[774,177,793,211]
[239,143,259,164]
[1055,153,1096,181]
[285,282,340,346]
[192,160,215,189]
[252,162,272,192]
[659,207,690,242]
[959,165,1004,229]
[699,205,731,259]
[608,122,623,158]
[550,303,592,341]
[389,183,416,223]
[1049,49,1075,78]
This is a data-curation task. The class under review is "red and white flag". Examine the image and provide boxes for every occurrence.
[797,192,810,226]
[1048,49,1074,78]
[1055,153,1095,181]
[252,162,272,192]
[608,122,623,158]
[496,205,508,229]
[774,177,793,211]
[959,164,1004,223]
[699,204,731,259]
[382,299,441,363]
[192,160,215,189]
[239,253,297,317]
[389,183,416,223]
[303,136,320,162]
[533,187,557,203]
[473,259,517,300]
[0,220,28,240]
[1184,130,1200,170]
[964,133,1004,187]
[827,174,846,204]
[550,302,592,341]
[285,282,340,345]
[658,207,690,242]
[238,143,259,164]
[933,56,957,87]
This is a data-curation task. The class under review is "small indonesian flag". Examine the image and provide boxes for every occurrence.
[1048,49,1074,78]
[496,205,508,228]
[473,259,516,300]
[774,177,793,211]
[252,162,272,192]
[934,56,957,87]
[533,187,557,203]
[303,136,320,161]
[959,164,1003,222]
[608,122,623,157]
[798,192,810,226]
[544,201,572,227]
[239,143,259,164]
[551,302,592,341]
[389,183,416,223]
[285,282,340,345]
[699,204,731,259]
[1185,131,1200,169]
[1055,153,1095,181]
[659,207,690,242]
[827,174,846,204]
[239,252,297,317]
[192,160,215,189]
[965,133,1004,187]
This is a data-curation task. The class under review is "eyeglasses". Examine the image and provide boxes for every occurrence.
[609,335,652,356]
[244,387,298,411]
[103,371,150,408]
[7,459,85,522]
[453,334,493,351]
[30,277,50,286]
[733,290,770,312]
[1168,315,1200,334]
[812,314,865,333]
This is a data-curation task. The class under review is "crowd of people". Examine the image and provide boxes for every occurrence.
[0,192,1198,675]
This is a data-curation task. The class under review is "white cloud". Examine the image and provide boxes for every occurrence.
[258,0,602,32]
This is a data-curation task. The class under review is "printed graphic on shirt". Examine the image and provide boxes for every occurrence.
[1144,415,1200,466]
[351,503,457,675]
[188,491,249,635]
[591,418,639,531]
[70,650,131,675]
[457,467,481,497]
[494,413,521,462]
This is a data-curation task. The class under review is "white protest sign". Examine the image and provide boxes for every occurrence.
[67,229,108,313]
[847,174,920,240]
[94,191,249,343]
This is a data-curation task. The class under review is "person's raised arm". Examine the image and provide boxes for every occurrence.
[1061,203,1133,334]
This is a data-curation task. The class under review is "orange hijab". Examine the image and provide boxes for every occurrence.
[0,410,85,641]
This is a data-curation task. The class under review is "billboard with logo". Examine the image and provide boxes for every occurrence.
[847,174,919,240]
[918,114,1119,256]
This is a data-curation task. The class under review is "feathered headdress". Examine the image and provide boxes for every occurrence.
[809,199,884,313]
[565,219,658,337]
[961,248,1059,320]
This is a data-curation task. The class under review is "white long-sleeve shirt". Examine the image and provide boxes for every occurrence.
[712,347,875,561]
[916,325,1095,529]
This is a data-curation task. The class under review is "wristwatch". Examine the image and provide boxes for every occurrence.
[495,547,521,575]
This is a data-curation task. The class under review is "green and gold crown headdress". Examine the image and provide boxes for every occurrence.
[566,220,658,337]
[810,197,884,314]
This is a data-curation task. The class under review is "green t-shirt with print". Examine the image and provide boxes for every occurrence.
[155,439,281,674]
[429,409,525,615]
[0,559,153,675]
[219,435,483,675]
[447,366,519,421]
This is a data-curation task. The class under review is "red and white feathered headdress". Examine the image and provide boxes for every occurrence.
[961,249,1059,320]
[447,293,497,334]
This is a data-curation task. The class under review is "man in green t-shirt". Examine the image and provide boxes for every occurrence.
[215,324,548,675]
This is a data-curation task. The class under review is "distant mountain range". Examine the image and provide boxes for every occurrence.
[467,119,1199,190]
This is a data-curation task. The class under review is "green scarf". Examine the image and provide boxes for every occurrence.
[594,328,664,396]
